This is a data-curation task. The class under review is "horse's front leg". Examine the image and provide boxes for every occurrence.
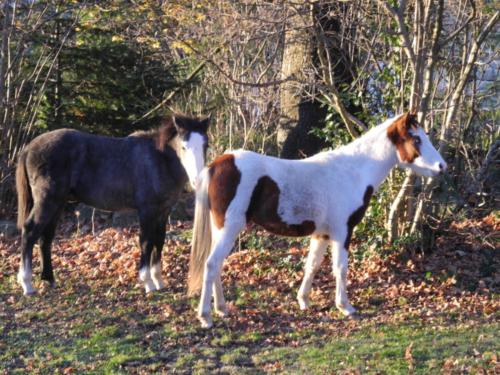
[331,238,357,317]
[297,236,329,310]
[39,217,59,288]
[150,216,167,291]
[138,211,157,293]
[198,225,241,328]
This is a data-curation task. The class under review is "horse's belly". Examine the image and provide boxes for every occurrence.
[252,217,316,237]
[72,186,136,212]
[246,175,318,237]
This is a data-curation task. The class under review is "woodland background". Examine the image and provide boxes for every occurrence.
[0,0,498,246]
[0,1,498,373]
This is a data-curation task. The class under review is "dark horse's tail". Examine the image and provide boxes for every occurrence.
[16,151,32,229]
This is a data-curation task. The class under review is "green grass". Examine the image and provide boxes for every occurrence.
[253,321,499,373]
[2,306,496,374]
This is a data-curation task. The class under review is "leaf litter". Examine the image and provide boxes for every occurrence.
[0,213,498,372]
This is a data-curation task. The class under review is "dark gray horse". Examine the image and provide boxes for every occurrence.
[16,115,210,295]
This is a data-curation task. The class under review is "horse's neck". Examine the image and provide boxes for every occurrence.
[338,125,398,189]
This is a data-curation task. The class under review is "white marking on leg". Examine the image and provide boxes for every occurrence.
[213,273,227,317]
[139,266,155,293]
[297,236,328,310]
[198,224,242,328]
[198,250,220,328]
[150,262,165,290]
[18,263,35,296]
[332,244,357,316]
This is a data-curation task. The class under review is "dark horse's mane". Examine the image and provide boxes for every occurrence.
[131,114,200,152]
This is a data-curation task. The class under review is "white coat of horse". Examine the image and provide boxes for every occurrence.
[188,112,446,328]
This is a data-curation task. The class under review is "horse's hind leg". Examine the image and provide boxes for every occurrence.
[331,237,357,317]
[18,219,40,295]
[198,221,244,328]
[18,198,61,295]
[150,216,167,291]
[297,236,329,310]
[39,214,61,287]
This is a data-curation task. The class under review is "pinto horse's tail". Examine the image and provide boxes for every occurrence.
[16,151,32,229]
[188,168,212,295]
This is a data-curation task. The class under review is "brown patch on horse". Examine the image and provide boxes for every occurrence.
[246,176,316,237]
[208,154,241,229]
[387,112,421,162]
[345,185,374,250]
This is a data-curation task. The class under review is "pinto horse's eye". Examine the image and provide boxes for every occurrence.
[413,136,421,145]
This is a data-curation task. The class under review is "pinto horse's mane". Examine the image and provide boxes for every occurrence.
[325,113,418,156]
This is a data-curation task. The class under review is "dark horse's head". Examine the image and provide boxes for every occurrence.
[171,115,210,189]
[139,114,211,189]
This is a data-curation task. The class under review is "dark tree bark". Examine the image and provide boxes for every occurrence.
[278,2,325,159]
[279,101,327,158]
[278,2,359,159]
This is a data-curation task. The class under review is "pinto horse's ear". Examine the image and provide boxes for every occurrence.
[392,113,410,136]
[389,113,411,143]
[401,112,418,131]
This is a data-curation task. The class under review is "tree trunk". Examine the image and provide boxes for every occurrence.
[278,2,326,159]
[279,2,363,159]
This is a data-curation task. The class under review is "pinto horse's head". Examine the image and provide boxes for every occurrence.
[387,112,447,177]
[172,115,210,189]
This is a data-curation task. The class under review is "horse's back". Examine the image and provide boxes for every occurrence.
[24,128,82,155]
[22,129,137,208]
[230,149,328,192]
[23,128,128,174]
[23,129,86,179]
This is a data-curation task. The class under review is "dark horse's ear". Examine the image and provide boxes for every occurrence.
[200,114,211,133]
[172,116,187,135]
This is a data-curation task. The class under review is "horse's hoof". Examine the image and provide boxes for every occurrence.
[215,306,228,318]
[298,296,310,310]
[19,280,36,296]
[198,315,213,329]
[347,312,362,321]
[337,302,357,318]
[153,281,166,291]
[23,288,37,296]
[144,281,156,293]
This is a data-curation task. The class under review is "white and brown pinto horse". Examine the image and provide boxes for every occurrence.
[188,112,446,328]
